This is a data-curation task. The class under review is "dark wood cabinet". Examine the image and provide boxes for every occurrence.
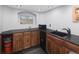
[13,31,40,53]
[2,28,79,54]
[31,31,39,47]
[46,34,70,54]
[46,38,51,53]
[62,46,70,54]
[64,41,79,53]
[0,35,1,53]
[2,29,79,54]
[13,33,24,52]
[23,32,31,49]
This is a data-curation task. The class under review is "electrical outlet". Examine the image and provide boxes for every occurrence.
[49,24,51,27]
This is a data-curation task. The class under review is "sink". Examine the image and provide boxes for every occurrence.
[50,31,68,37]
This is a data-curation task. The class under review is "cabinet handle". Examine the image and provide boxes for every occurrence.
[27,40,29,42]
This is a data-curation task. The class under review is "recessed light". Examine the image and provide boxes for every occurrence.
[37,9,41,11]
[48,6,52,9]
[17,5,22,7]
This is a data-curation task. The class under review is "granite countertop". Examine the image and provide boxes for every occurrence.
[64,35,79,46]
[1,28,79,46]
[1,28,39,34]
[0,32,1,35]
[46,29,79,46]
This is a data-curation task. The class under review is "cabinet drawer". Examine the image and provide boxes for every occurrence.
[24,35,30,38]
[13,33,23,36]
[24,32,31,35]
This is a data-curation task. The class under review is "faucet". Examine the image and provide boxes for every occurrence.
[62,27,71,38]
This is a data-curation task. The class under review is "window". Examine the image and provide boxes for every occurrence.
[18,12,36,24]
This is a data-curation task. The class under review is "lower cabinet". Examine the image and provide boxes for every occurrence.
[46,38,63,54]
[46,34,70,54]
[46,38,51,53]
[31,31,39,47]
[0,35,1,53]
[51,41,69,54]
[13,33,24,52]
[13,31,39,53]
[62,46,70,54]
[23,32,31,49]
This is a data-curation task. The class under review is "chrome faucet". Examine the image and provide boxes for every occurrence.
[62,27,71,38]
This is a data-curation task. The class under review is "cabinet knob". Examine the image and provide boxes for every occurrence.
[27,40,29,42]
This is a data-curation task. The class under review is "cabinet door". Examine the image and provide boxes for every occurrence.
[46,39,61,54]
[47,34,66,54]
[31,31,39,47]
[19,34,24,50]
[62,47,70,54]
[13,33,23,52]
[51,42,56,54]
[0,35,1,53]
[46,38,51,53]
[24,32,31,49]
[13,36,19,52]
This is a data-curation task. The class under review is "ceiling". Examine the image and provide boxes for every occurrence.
[7,5,63,13]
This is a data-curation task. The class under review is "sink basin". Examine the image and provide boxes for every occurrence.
[50,31,68,37]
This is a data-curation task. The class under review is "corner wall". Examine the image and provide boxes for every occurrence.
[44,5,79,35]
[1,6,45,32]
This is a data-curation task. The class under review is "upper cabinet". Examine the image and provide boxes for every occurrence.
[18,11,36,24]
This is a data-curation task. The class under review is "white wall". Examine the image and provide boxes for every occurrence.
[0,6,3,33]
[1,6,45,31]
[36,13,46,25]
[44,5,79,35]
[2,5,79,35]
